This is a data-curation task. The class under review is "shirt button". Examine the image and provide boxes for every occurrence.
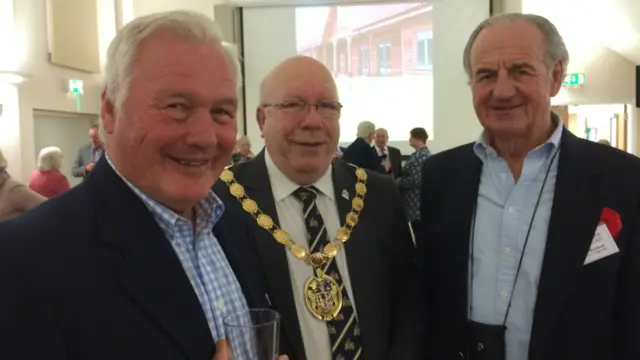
[508,206,517,214]
[500,290,508,299]
[216,300,225,309]
[504,247,512,255]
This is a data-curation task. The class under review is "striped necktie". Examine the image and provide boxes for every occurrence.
[293,186,363,360]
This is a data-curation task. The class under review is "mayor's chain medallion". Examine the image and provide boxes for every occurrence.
[220,167,368,321]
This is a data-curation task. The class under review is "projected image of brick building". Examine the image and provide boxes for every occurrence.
[295,2,435,142]
[297,3,434,77]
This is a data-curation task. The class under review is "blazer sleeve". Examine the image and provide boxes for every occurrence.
[392,148,404,178]
[387,182,425,358]
[368,148,387,174]
[614,203,640,359]
[72,147,87,178]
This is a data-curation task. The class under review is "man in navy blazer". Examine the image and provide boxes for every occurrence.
[0,11,287,360]
[342,121,386,173]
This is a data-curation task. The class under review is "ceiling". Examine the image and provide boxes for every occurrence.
[526,0,640,64]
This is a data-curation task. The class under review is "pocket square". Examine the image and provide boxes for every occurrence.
[600,207,622,240]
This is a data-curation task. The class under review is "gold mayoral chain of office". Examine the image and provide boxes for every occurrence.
[220,166,368,321]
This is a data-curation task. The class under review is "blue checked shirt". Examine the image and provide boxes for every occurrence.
[105,156,252,357]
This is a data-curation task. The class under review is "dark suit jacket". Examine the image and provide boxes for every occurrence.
[72,143,100,180]
[213,151,424,360]
[420,129,640,360]
[343,138,386,173]
[0,157,272,360]
[375,146,403,178]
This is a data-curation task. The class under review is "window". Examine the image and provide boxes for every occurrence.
[377,43,391,76]
[414,30,433,70]
[358,47,370,76]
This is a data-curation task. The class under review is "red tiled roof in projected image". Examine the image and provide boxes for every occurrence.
[297,2,428,52]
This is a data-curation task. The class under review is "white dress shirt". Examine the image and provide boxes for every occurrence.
[264,150,357,360]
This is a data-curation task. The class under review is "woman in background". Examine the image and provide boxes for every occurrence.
[396,127,431,244]
[29,146,70,198]
[0,148,45,221]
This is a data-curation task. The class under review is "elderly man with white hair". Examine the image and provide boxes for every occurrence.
[231,135,254,164]
[342,121,386,172]
[420,13,640,360]
[0,11,287,360]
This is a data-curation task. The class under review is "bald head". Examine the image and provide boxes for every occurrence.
[256,55,341,186]
[260,56,336,103]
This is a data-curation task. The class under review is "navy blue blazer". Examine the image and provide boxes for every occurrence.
[342,138,386,173]
[0,157,272,360]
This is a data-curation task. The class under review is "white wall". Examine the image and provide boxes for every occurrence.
[132,0,216,18]
[429,0,486,153]
[552,43,637,106]
[0,84,21,177]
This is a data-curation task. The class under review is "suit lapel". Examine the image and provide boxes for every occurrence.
[454,149,483,326]
[332,161,386,354]
[529,131,602,359]
[214,211,269,310]
[331,160,353,224]
[89,158,213,360]
[235,152,307,360]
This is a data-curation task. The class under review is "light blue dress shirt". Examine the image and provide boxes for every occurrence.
[470,122,563,360]
[105,156,251,357]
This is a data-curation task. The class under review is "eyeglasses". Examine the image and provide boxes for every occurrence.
[261,100,343,119]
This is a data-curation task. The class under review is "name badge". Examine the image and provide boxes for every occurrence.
[584,224,619,265]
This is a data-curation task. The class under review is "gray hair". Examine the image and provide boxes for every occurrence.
[237,135,250,145]
[375,128,388,136]
[356,121,376,138]
[0,148,7,172]
[463,13,569,80]
[37,147,63,171]
[103,10,242,112]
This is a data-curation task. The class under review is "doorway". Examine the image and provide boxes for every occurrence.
[33,110,99,187]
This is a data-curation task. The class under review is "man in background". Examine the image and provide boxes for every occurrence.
[374,128,403,178]
[342,121,385,173]
[231,135,254,164]
[72,124,103,181]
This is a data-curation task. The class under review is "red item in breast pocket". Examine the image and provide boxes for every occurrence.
[600,207,622,239]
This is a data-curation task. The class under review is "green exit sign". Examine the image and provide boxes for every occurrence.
[68,79,84,95]
[563,73,585,86]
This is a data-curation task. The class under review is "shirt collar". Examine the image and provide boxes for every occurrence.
[473,111,563,160]
[105,154,225,238]
[264,149,335,202]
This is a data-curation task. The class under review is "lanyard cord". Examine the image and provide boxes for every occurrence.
[468,145,561,326]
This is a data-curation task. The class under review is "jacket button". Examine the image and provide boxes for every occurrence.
[476,342,484,352]
[458,351,465,358]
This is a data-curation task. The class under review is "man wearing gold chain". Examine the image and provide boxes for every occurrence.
[214,56,424,360]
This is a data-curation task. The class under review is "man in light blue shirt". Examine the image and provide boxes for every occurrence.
[420,12,640,360]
